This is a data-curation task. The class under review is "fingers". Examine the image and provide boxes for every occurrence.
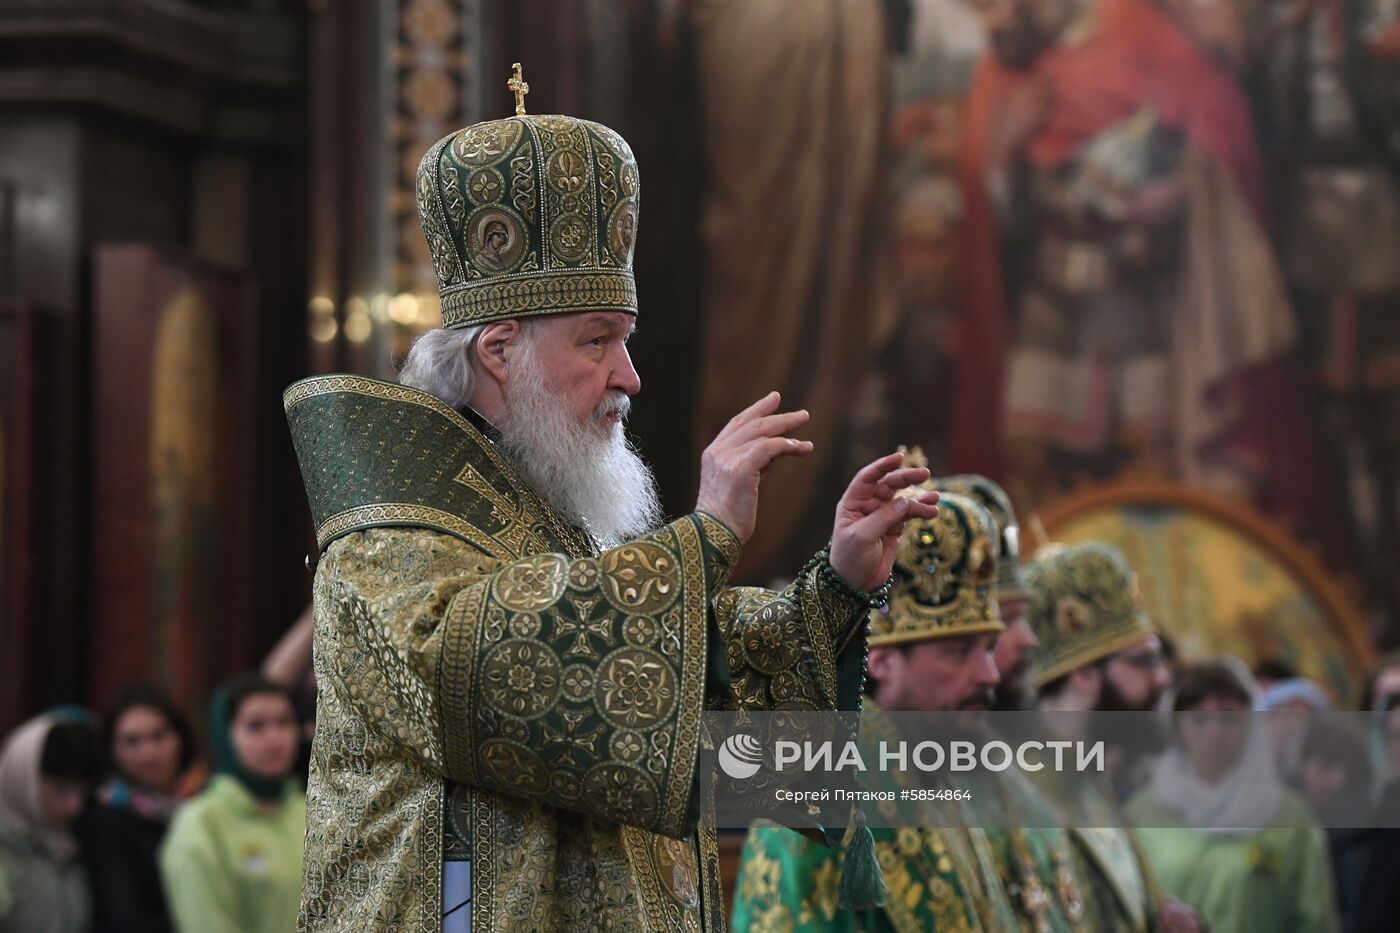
[848,492,940,541]
[847,496,915,542]
[846,453,931,498]
[742,436,813,470]
[850,452,905,487]
[843,456,937,519]
[872,468,936,499]
[904,497,940,520]
[723,391,782,432]
[729,409,810,444]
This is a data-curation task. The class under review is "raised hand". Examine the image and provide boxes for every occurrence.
[829,452,940,591]
[695,392,813,543]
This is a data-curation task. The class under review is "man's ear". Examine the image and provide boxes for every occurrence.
[867,646,900,686]
[475,320,521,388]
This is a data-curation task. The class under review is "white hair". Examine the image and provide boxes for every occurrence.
[397,325,485,409]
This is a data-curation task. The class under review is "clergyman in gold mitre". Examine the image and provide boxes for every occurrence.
[285,66,938,932]
[732,447,1020,932]
[934,472,1039,710]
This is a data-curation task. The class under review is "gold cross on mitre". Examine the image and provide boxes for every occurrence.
[508,62,529,116]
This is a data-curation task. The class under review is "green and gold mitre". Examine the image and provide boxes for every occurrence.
[868,452,1003,647]
[934,473,1027,602]
[415,64,639,329]
[1024,543,1155,688]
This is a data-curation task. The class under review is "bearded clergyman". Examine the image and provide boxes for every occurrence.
[284,69,939,932]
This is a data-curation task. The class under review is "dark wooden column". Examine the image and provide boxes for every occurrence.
[0,0,307,726]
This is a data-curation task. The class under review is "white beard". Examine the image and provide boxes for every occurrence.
[496,342,663,545]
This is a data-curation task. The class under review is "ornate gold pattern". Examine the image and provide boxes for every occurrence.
[315,502,500,555]
[438,268,637,330]
[1023,543,1156,688]
[481,638,562,718]
[416,112,640,328]
[869,492,1006,647]
[600,541,680,614]
[391,1,480,295]
[594,647,678,730]
[284,372,466,417]
[415,137,462,288]
[452,119,523,164]
[937,474,1028,601]
[466,166,504,205]
[491,553,569,610]
[508,140,537,221]
[289,376,873,930]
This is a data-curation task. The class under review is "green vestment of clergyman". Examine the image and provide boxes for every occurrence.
[286,375,869,932]
[731,704,1021,933]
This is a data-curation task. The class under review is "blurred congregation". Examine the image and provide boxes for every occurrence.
[2,0,1400,931]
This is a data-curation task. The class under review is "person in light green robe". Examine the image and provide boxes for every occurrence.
[1126,659,1338,933]
[160,675,306,933]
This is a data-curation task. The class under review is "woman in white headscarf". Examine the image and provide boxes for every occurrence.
[1126,659,1338,933]
[0,713,102,933]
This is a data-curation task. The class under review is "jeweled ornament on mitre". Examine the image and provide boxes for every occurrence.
[867,461,1005,648]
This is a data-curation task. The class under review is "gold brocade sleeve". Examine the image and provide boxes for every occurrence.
[319,513,730,840]
[707,528,869,713]
[317,511,867,843]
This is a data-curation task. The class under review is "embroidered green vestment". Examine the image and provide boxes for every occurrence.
[731,705,1020,933]
[286,376,868,932]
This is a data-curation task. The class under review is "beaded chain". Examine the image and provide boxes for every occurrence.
[789,545,891,808]
[790,544,890,711]
[790,546,895,908]
[809,545,895,610]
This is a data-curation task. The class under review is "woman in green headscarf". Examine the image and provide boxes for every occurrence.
[158,673,305,933]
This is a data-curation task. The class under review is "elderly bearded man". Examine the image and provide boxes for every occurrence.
[285,79,938,932]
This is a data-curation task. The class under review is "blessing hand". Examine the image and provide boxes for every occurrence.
[695,392,812,543]
[829,452,940,591]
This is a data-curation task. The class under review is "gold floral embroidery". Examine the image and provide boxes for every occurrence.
[291,379,869,930]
